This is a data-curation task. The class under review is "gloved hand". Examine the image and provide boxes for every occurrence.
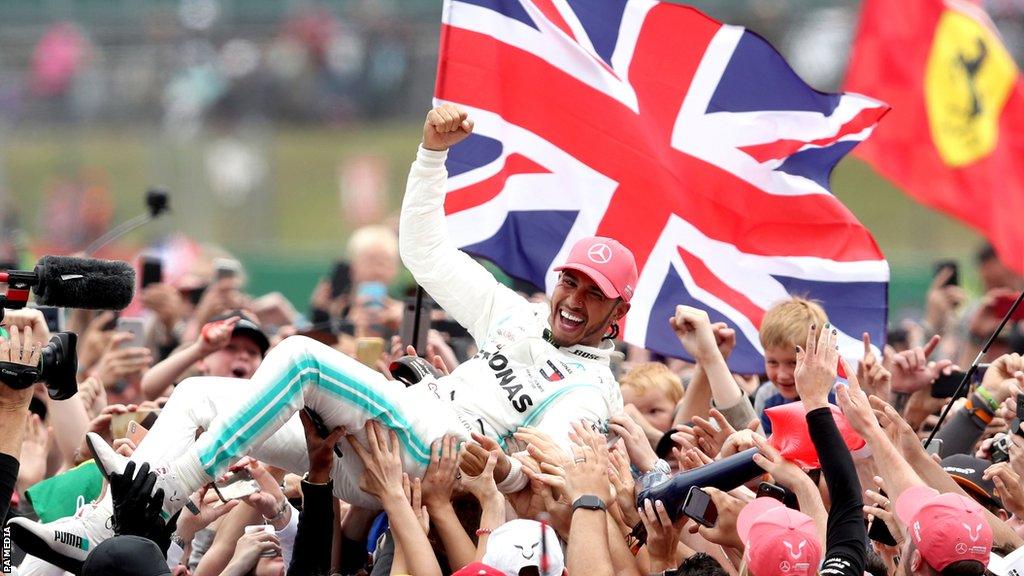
[109,460,178,554]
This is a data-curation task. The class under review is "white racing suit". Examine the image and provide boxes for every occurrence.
[136,146,624,509]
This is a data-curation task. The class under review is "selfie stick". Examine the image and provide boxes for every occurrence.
[411,285,426,355]
[538,512,551,576]
[924,288,1024,448]
[84,189,170,255]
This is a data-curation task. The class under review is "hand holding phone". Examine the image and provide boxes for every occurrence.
[756,481,799,510]
[930,370,967,399]
[923,438,943,456]
[329,261,351,299]
[140,256,163,288]
[682,486,718,527]
[356,337,385,367]
[213,257,242,282]
[213,468,261,502]
[356,282,387,309]
[117,317,148,350]
[933,260,959,287]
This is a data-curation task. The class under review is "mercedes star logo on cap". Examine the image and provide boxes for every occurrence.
[587,243,612,264]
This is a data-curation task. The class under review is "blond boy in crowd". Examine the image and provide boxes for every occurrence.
[753,298,830,434]
[620,363,685,433]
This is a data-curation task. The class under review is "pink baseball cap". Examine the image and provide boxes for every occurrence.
[738,498,822,576]
[554,236,638,302]
[766,402,866,469]
[895,486,992,571]
[451,562,506,576]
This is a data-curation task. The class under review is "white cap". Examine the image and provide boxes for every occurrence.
[481,519,564,576]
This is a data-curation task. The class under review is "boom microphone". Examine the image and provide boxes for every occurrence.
[32,256,136,310]
[0,256,135,311]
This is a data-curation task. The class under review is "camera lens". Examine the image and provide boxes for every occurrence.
[39,332,78,400]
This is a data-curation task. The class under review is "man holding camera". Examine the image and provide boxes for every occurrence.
[12,104,637,569]
[0,310,51,524]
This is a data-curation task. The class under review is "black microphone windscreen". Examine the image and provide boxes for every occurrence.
[33,256,136,310]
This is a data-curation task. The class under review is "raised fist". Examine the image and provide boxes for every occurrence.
[422,104,474,151]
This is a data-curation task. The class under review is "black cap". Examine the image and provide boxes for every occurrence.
[941,453,1003,510]
[209,310,270,357]
[82,536,172,576]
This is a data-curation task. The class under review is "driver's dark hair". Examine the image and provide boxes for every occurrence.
[677,552,728,576]
[939,560,986,576]
[863,547,888,576]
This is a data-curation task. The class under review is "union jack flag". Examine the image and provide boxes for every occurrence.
[436,0,891,373]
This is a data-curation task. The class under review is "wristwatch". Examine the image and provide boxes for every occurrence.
[572,495,607,512]
[964,393,995,426]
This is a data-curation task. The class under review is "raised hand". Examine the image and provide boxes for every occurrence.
[403,474,431,534]
[108,461,166,542]
[458,432,511,481]
[141,283,185,330]
[835,358,880,438]
[298,409,345,484]
[420,435,459,512]
[794,322,839,410]
[869,396,921,456]
[863,487,904,549]
[608,447,640,528]
[348,420,405,501]
[2,309,50,347]
[0,325,41,408]
[858,333,892,400]
[422,104,474,152]
[751,435,810,493]
[980,353,1024,405]
[93,332,153,386]
[240,461,292,529]
[669,306,725,364]
[984,462,1024,518]
[607,413,659,473]
[888,335,950,394]
[225,530,281,575]
[16,413,52,489]
[176,486,240,545]
[691,409,754,458]
[924,267,965,332]
[639,498,687,572]
[686,487,744,549]
[460,451,500,503]
[513,427,563,465]
[562,422,611,503]
[198,317,241,356]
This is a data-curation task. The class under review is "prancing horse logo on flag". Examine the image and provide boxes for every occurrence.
[925,4,1016,167]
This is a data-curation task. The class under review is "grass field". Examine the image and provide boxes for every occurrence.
[0,124,985,315]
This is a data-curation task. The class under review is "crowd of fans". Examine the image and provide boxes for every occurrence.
[2,194,1024,576]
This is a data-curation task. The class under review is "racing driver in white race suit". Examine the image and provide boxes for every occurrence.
[7,103,639,569]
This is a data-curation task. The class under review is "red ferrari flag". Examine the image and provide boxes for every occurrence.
[845,0,1024,273]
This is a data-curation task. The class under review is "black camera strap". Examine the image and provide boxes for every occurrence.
[0,361,40,390]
